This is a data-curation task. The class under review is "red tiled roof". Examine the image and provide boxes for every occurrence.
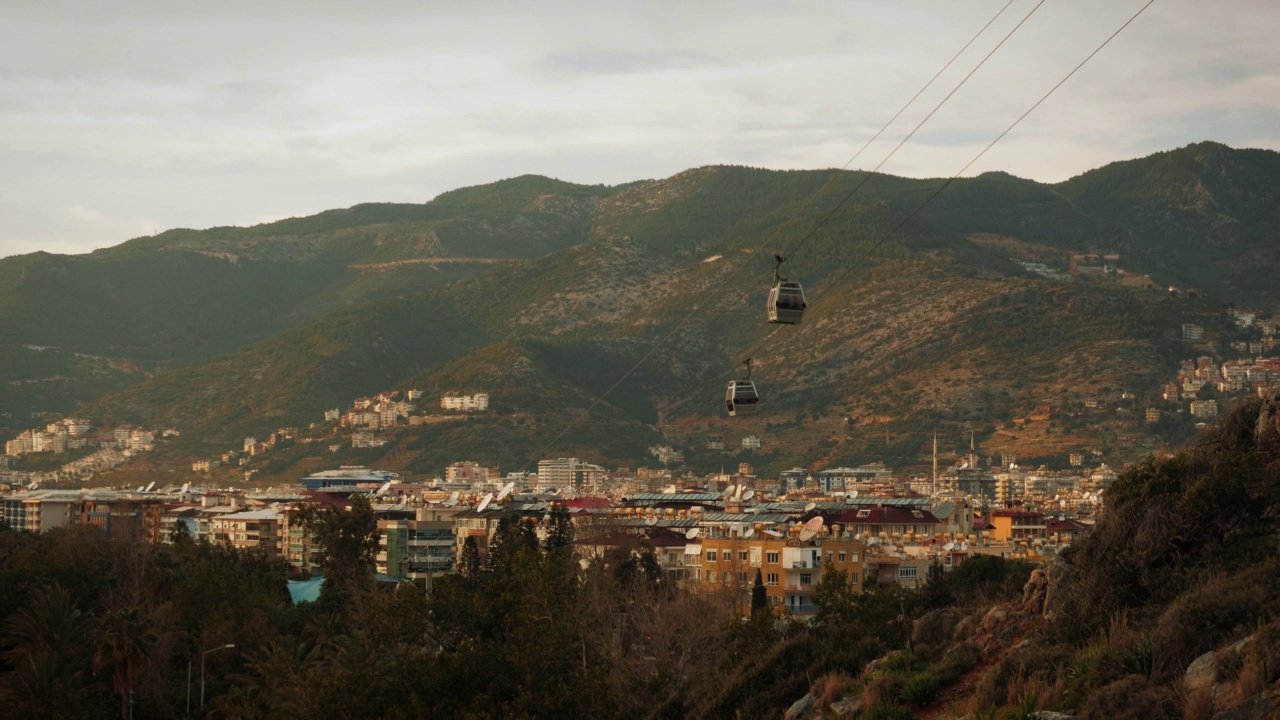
[562,497,614,510]
[1046,518,1088,532]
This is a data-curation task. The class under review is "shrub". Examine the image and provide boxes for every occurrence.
[861,673,905,710]
[1078,675,1178,720]
[935,641,982,685]
[861,704,915,720]
[898,672,940,706]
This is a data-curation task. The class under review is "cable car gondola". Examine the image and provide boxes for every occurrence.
[726,359,760,416]
[767,254,807,324]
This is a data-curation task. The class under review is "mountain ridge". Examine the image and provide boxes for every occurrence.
[2,142,1275,475]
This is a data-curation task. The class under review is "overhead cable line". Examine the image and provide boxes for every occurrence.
[738,0,1158,393]
[516,0,1050,471]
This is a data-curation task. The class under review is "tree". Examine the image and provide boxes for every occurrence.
[294,496,380,607]
[458,536,482,585]
[751,569,767,614]
[922,559,954,609]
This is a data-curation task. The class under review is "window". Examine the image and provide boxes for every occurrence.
[839,552,847,563]
[825,551,833,563]
[706,550,717,562]
[851,573,859,584]
[737,572,747,583]
[706,571,716,583]
[851,553,859,563]
[856,509,870,518]
[766,572,779,586]
[738,551,748,562]
[899,566,918,580]
[767,551,779,564]
[800,573,812,586]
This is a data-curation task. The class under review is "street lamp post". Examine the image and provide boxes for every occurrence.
[200,643,235,712]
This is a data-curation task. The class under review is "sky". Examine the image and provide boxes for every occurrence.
[2,0,1278,258]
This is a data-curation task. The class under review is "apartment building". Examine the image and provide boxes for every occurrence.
[695,528,866,618]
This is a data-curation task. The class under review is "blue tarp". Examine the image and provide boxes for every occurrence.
[287,576,324,605]
[286,573,404,604]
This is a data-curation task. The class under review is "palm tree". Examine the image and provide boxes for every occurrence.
[0,583,98,719]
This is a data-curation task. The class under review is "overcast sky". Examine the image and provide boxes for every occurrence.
[1,0,1277,258]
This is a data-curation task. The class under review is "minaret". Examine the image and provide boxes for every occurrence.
[932,432,938,493]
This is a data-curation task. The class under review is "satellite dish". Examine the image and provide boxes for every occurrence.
[721,485,735,499]
[136,486,144,492]
[943,542,955,551]
[734,484,744,499]
[644,517,657,526]
[960,543,969,551]
[181,482,190,494]
[798,516,824,542]
[804,502,817,512]
[449,490,460,502]
[743,528,755,538]
[867,537,879,546]
[144,481,156,493]
[377,481,392,497]
[685,527,701,540]
[849,490,859,499]
[742,489,755,501]
[496,482,515,502]
[476,493,494,513]
[763,529,784,538]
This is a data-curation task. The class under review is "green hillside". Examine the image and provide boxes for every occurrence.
[6,142,1279,474]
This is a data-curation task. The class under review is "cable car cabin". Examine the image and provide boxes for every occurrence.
[767,281,807,324]
[725,380,760,416]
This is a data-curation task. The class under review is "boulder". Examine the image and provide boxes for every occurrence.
[829,696,863,719]
[783,692,816,720]
[1042,556,1071,620]
[1186,650,1218,693]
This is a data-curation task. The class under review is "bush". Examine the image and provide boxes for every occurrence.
[934,641,982,685]
[861,704,915,720]
[861,673,905,710]
[1077,675,1177,720]
[898,672,940,706]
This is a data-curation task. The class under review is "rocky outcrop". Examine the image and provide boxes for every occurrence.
[783,693,815,720]
[1210,692,1277,720]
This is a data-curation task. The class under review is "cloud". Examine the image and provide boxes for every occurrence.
[1,0,1278,257]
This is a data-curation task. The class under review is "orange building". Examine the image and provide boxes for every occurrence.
[988,509,1046,543]
[695,528,865,618]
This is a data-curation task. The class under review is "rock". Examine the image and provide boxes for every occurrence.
[1042,557,1071,620]
[913,608,961,651]
[829,696,863,719]
[1186,650,1218,692]
[1210,692,1278,719]
[783,693,816,720]
[1022,568,1049,614]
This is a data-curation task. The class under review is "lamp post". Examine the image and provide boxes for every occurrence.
[200,643,235,712]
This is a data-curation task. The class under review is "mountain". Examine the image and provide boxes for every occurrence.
[4,142,1277,476]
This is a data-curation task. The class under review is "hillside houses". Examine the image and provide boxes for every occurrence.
[440,392,489,411]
